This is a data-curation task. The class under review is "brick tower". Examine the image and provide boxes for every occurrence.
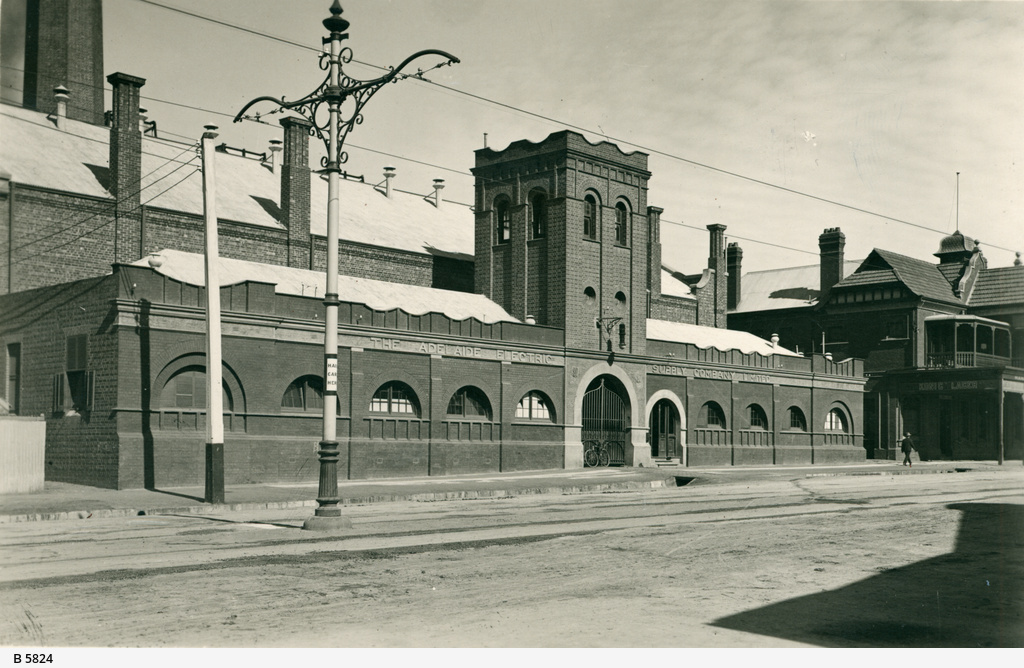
[472,131,656,354]
[22,0,105,125]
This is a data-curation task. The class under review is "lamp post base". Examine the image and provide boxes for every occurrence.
[302,513,352,531]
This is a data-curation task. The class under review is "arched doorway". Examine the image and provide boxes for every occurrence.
[650,399,680,459]
[582,376,631,466]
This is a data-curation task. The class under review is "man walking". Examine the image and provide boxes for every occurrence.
[899,431,916,467]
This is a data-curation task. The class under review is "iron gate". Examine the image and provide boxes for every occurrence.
[581,377,629,466]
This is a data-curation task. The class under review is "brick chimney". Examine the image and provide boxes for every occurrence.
[727,241,742,310]
[707,224,728,327]
[279,116,312,269]
[23,0,105,125]
[646,206,663,301]
[107,72,146,264]
[819,227,846,293]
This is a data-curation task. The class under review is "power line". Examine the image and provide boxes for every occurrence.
[117,2,1018,256]
[12,165,201,266]
[10,145,200,256]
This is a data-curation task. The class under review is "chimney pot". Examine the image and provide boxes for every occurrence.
[771,333,779,348]
[203,124,219,140]
[269,139,283,176]
[818,227,846,294]
[53,85,69,131]
[383,166,396,198]
[433,178,445,207]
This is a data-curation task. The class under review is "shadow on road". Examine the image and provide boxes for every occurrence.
[712,502,1024,647]
[150,488,205,503]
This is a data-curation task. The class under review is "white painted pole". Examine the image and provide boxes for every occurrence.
[201,126,224,503]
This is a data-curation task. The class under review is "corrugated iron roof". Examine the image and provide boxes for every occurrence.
[647,319,802,357]
[131,249,516,323]
[0,104,474,259]
[660,268,695,299]
[731,260,860,313]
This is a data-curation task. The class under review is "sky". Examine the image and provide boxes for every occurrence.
[6,0,1024,274]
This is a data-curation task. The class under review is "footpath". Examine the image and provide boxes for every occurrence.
[0,458,1016,524]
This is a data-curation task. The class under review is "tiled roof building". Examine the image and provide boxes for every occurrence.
[728,225,1024,463]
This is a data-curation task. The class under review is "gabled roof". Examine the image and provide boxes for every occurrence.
[131,249,516,323]
[845,248,960,304]
[0,104,474,259]
[731,260,860,313]
[646,319,802,357]
[969,266,1024,307]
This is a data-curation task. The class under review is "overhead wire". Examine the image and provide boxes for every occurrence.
[10,142,200,257]
[11,164,202,266]
[119,1,1019,256]
[6,6,1018,259]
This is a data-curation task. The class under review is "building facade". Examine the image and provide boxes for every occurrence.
[0,0,868,488]
[729,228,1024,463]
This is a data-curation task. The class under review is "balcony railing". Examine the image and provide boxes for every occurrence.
[925,352,1011,369]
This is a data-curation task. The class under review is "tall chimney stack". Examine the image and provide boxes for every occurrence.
[727,241,742,310]
[279,116,312,269]
[107,72,146,263]
[23,0,105,125]
[819,227,846,294]
[646,206,663,300]
[707,224,728,328]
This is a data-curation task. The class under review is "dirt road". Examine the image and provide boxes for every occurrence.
[1,469,1021,647]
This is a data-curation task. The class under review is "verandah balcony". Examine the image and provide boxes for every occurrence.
[924,314,1012,369]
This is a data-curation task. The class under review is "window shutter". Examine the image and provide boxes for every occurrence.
[52,373,64,413]
[86,371,95,411]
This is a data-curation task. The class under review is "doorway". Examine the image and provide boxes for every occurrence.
[650,399,680,459]
[581,376,630,466]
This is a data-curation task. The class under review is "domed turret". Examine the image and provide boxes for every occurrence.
[934,230,976,264]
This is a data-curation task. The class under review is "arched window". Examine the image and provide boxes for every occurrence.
[824,407,849,432]
[531,191,547,239]
[282,375,324,412]
[614,202,629,245]
[495,198,510,244]
[698,401,726,429]
[369,381,420,416]
[160,366,234,411]
[584,286,597,304]
[515,391,554,421]
[748,404,768,430]
[583,194,598,239]
[446,386,492,420]
[615,291,627,313]
[787,406,807,431]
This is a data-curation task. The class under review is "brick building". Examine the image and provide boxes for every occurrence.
[0,0,867,488]
[728,227,1024,463]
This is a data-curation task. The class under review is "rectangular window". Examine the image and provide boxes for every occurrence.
[885,316,908,339]
[5,343,20,415]
[55,335,94,414]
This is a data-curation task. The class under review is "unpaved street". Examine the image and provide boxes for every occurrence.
[1,469,1022,647]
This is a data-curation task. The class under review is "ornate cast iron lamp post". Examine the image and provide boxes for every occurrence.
[234,1,458,530]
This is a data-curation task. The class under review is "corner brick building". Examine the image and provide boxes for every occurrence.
[0,0,868,488]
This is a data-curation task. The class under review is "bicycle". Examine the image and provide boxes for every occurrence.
[583,440,611,467]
